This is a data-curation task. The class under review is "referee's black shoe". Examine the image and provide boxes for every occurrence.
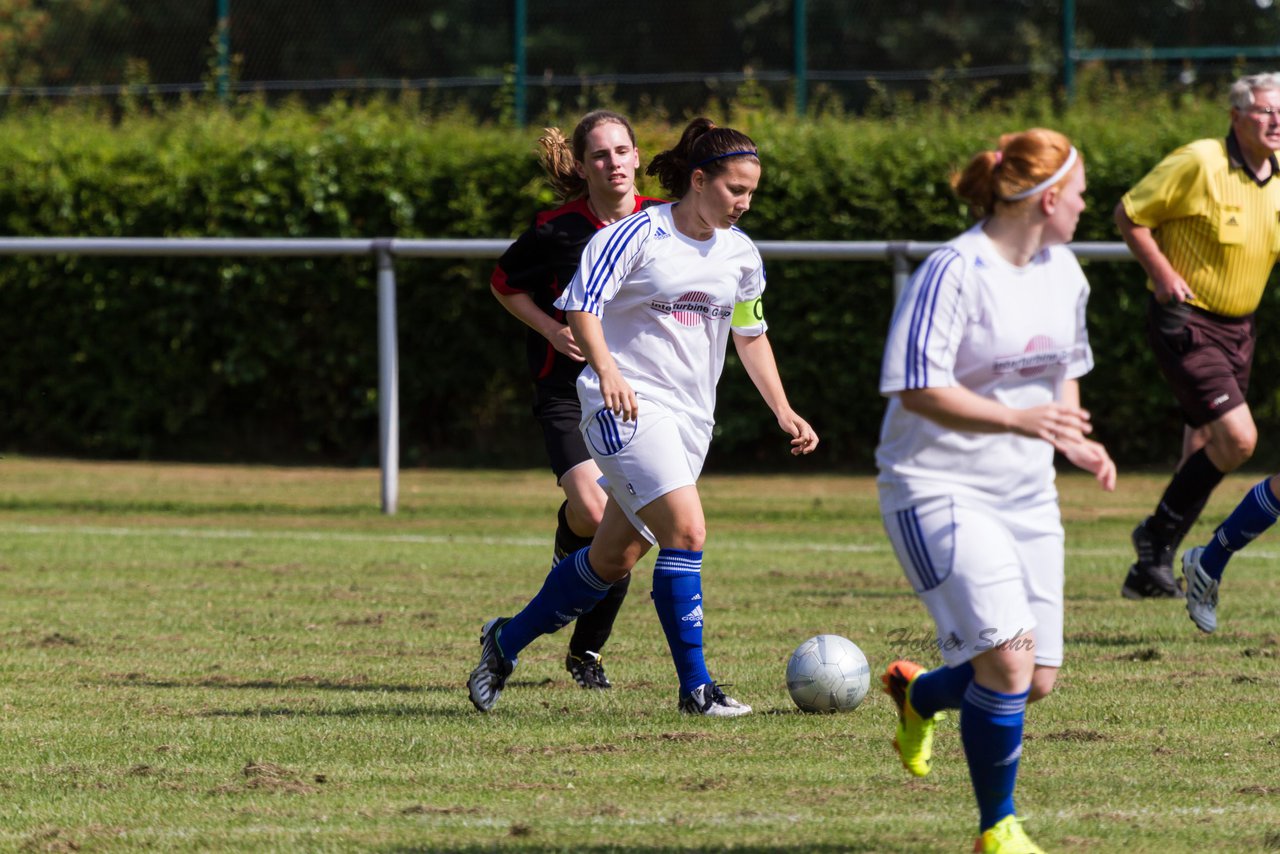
[1121,520,1184,599]
[565,650,612,690]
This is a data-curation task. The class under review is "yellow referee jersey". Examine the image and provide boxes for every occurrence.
[1122,133,1280,317]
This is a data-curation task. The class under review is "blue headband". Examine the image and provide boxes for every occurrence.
[691,149,759,170]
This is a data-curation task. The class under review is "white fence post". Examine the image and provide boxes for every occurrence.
[375,240,399,515]
[889,241,913,303]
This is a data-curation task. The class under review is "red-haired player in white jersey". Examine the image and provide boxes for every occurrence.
[877,129,1115,854]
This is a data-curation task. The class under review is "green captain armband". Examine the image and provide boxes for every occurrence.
[731,297,764,327]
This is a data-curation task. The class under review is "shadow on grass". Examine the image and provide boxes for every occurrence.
[99,674,577,718]
[0,496,525,520]
[193,678,577,719]
[0,496,379,517]
[794,589,915,601]
[1064,631,1157,647]
[101,675,553,693]
[197,704,478,719]
[104,676,422,692]
[381,847,889,854]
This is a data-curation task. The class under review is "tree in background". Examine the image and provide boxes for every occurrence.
[6,1,1280,111]
[0,0,51,87]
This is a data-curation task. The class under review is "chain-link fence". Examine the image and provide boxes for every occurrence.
[4,1,1280,117]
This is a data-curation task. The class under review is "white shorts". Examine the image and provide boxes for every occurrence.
[580,399,710,545]
[881,493,1064,668]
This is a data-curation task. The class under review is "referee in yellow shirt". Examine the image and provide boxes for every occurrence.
[1115,72,1280,600]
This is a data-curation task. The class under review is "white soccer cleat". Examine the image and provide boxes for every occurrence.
[678,682,752,717]
[1182,547,1219,634]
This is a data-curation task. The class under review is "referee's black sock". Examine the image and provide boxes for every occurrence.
[552,499,631,657]
[553,500,594,564]
[1150,448,1225,545]
[570,572,630,657]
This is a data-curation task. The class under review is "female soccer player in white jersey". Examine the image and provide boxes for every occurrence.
[876,129,1115,854]
[489,111,665,690]
[468,117,819,717]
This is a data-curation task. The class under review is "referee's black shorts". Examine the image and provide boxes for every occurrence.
[1146,295,1255,429]
[532,382,592,481]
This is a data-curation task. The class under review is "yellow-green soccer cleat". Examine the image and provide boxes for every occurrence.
[974,815,1045,854]
[881,659,942,777]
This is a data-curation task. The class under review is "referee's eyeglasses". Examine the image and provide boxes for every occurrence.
[1245,105,1280,121]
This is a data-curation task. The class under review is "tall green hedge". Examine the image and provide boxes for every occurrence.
[2,95,1278,470]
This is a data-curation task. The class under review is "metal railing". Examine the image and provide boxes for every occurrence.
[0,237,1136,513]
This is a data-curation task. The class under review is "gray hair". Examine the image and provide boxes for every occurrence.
[1230,72,1280,109]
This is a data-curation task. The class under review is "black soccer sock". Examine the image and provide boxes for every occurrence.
[1151,448,1225,543]
[553,499,628,656]
[553,500,594,564]
[569,572,630,657]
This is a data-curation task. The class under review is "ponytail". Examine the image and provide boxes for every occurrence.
[951,128,1079,218]
[646,116,758,198]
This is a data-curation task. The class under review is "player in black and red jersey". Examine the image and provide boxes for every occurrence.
[489,110,664,689]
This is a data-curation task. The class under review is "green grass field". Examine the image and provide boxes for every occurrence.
[2,457,1278,853]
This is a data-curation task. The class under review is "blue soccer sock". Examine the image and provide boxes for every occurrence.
[908,661,974,719]
[1200,478,1280,580]
[651,548,712,694]
[960,681,1029,833]
[498,547,613,661]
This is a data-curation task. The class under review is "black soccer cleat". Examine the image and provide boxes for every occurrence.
[1122,520,1184,600]
[1122,562,1184,599]
[565,650,612,689]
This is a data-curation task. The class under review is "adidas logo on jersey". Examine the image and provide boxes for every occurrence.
[654,226,671,239]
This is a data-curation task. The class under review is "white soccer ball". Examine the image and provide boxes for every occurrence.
[786,634,871,713]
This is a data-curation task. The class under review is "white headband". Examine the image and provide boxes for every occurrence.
[1001,146,1078,201]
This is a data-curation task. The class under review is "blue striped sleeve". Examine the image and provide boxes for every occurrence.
[902,248,962,389]
[578,212,652,315]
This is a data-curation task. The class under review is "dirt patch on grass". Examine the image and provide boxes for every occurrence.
[211,761,321,795]
[1109,647,1162,662]
[20,825,127,853]
[400,804,482,815]
[37,632,81,647]
[335,613,386,627]
[681,777,729,791]
[1243,639,1279,658]
[510,743,622,756]
[20,826,81,853]
[506,781,571,791]
[656,731,716,742]
[1037,728,1108,742]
